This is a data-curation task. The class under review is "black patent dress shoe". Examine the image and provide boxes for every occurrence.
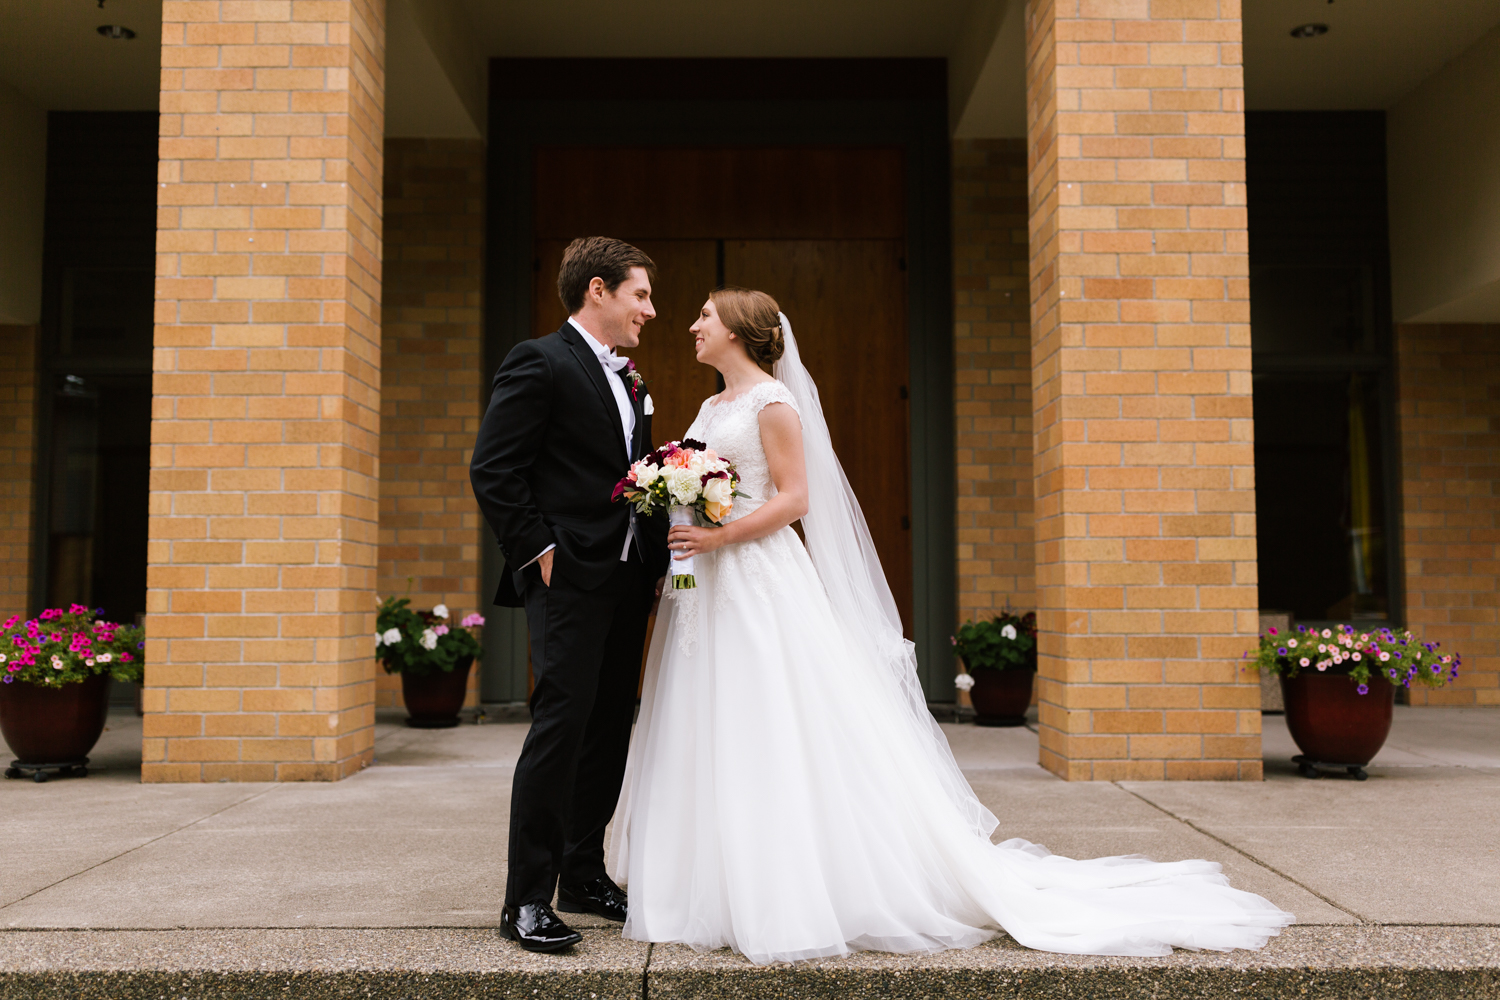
[557,875,628,922]
[500,902,583,953]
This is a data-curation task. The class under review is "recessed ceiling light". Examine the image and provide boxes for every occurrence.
[97,24,136,40]
[1290,23,1329,39]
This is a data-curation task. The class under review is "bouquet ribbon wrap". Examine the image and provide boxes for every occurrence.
[669,505,697,589]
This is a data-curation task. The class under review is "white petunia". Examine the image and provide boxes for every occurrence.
[432,604,450,619]
[419,628,438,651]
[954,672,975,691]
[382,627,401,646]
[97,653,112,663]
[1000,624,1017,640]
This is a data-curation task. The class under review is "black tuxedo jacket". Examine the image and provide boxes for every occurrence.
[470,322,669,606]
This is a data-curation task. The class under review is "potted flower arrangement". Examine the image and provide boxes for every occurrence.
[375,597,483,729]
[951,611,1037,727]
[1,605,145,781]
[1249,623,1460,779]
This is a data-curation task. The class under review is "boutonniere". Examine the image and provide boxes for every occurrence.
[622,358,646,401]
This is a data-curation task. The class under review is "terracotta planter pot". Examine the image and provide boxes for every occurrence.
[968,668,1034,727]
[1280,673,1394,770]
[0,673,112,764]
[398,656,473,729]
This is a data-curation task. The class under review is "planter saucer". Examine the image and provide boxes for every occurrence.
[5,757,90,784]
[1291,754,1368,781]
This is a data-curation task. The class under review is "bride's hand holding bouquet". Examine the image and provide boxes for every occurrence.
[613,438,744,589]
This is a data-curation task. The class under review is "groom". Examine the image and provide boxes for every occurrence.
[470,237,668,952]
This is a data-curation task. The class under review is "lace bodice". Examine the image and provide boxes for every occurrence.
[665,380,802,652]
[684,380,800,523]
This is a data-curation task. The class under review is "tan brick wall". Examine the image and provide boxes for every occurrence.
[376,137,484,711]
[0,325,38,617]
[146,0,385,782]
[954,139,1036,622]
[1397,323,1500,707]
[1025,0,1262,780]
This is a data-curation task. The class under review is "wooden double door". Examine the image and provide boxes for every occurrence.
[531,147,914,633]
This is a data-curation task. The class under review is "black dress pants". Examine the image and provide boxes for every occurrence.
[506,549,653,907]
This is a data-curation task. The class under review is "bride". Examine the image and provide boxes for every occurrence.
[605,287,1294,964]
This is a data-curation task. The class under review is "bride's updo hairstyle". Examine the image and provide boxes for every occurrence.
[710,287,784,373]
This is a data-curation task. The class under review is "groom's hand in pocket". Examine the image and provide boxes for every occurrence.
[539,549,554,588]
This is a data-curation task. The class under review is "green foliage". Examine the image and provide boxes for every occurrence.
[375,596,483,677]
[1248,623,1458,694]
[952,611,1037,672]
[1,605,144,689]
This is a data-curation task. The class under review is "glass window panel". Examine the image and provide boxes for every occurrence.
[1250,265,1376,356]
[1254,370,1388,622]
[60,267,154,358]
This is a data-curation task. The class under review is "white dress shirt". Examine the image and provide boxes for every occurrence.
[523,317,637,570]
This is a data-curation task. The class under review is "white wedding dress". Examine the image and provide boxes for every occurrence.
[606,321,1294,965]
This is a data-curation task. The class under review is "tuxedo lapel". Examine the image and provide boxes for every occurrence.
[628,374,647,460]
[560,324,629,460]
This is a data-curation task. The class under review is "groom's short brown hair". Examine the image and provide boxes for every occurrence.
[558,237,656,314]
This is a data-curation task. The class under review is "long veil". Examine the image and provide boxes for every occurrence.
[773,314,999,840]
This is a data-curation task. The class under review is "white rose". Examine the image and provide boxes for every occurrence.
[954,673,976,691]
[686,452,708,476]
[432,604,450,619]
[1001,624,1017,640]
[635,463,661,487]
[702,477,733,505]
[382,627,401,646]
[419,628,438,651]
[667,466,701,505]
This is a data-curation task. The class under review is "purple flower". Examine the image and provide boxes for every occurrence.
[1277,647,1288,656]
[1357,683,1369,695]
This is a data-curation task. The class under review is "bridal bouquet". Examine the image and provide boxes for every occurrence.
[613,438,743,589]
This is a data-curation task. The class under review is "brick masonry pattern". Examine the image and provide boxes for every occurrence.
[1397,323,1500,707]
[0,326,37,618]
[375,137,484,711]
[1025,0,1263,780]
[146,0,385,781]
[954,139,1037,622]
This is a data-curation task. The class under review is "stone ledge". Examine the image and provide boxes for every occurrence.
[1,926,1496,1000]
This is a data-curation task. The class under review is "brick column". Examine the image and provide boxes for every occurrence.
[1397,323,1500,707]
[0,325,38,617]
[954,139,1036,622]
[1025,0,1261,780]
[147,0,385,782]
[376,137,484,712]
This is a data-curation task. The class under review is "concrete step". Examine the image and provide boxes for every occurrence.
[2,926,1497,999]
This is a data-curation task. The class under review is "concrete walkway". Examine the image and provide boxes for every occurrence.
[2,705,1497,997]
